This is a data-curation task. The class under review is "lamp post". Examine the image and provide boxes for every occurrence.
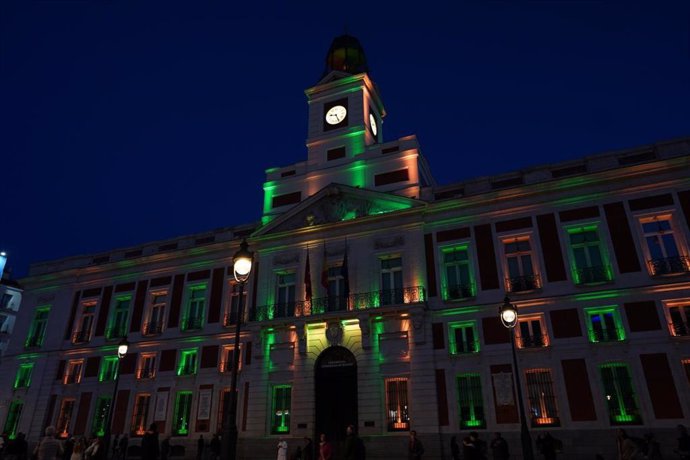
[104,336,129,459]
[221,239,253,460]
[499,297,534,460]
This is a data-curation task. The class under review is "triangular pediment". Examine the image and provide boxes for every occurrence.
[317,70,359,86]
[254,184,425,236]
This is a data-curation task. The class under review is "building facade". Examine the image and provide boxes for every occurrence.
[0,253,23,361]
[2,36,690,459]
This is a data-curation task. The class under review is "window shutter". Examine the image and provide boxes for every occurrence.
[550,308,582,338]
[435,369,450,426]
[73,392,92,435]
[201,345,219,369]
[84,356,101,378]
[604,202,641,273]
[56,360,66,381]
[536,213,567,282]
[244,342,252,366]
[482,317,510,344]
[112,390,130,435]
[94,286,113,337]
[159,349,177,372]
[424,233,438,298]
[624,301,661,332]
[561,359,596,421]
[129,280,149,333]
[119,353,137,375]
[474,225,499,290]
[432,323,445,349]
[207,268,225,323]
[640,353,684,419]
[168,274,185,328]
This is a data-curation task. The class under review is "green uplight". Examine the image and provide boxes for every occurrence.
[575,290,621,301]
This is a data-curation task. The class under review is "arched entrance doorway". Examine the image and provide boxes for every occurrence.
[314,346,358,454]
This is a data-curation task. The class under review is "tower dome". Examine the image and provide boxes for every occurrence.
[322,34,369,78]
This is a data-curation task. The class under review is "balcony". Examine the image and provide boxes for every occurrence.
[136,368,155,380]
[63,372,81,385]
[105,326,127,340]
[452,339,479,355]
[142,321,163,336]
[574,265,613,285]
[443,283,476,301]
[71,329,91,344]
[505,274,541,293]
[251,286,426,321]
[180,317,203,332]
[648,256,690,276]
[24,335,43,348]
[669,321,690,337]
[223,312,240,328]
[589,327,624,343]
[517,334,549,349]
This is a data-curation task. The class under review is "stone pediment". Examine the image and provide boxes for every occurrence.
[254,184,425,236]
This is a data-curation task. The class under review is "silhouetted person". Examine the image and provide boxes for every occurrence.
[490,433,509,460]
[141,424,159,460]
[302,438,313,460]
[408,431,424,460]
[450,436,460,460]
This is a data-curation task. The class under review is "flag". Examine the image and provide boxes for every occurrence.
[304,250,312,302]
[321,242,329,291]
[341,244,350,299]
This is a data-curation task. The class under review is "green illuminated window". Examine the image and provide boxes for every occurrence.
[448,321,479,354]
[457,373,485,429]
[3,401,23,439]
[442,245,476,300]
[172,391,193,435]
[599,363,642,425]
[14,363,34,389]
[106,296,131,340]
[91,396,111,437]
[181,285,206,331]
[99,357,119,382]
[25,306,50,348]
[177,349,198,376]
[384,378,409,432]
[271,385,292,434]
[585,307,625,343]
[566,225,613,284]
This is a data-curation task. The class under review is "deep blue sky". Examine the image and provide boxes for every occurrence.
[2,1,689,277]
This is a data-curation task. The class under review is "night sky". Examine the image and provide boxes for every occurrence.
[2,2,689,278]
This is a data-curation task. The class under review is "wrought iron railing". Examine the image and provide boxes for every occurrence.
[453,339,480,354]
[105,325,127,340]
[670,321,690,337]
[590,327,624,343]
[63,372,81,385]
[443,284,476,301]
[180,317,204,331]
[136,367,155,379]
[506,274,541,293]
[71,329,91,344]
[224,311,245,327]
[517,334,549,349]
[142,321,163,336]
[574,265,612,285]
[648,256,690,276]
[251,286,426,321]
[24,335,44,348]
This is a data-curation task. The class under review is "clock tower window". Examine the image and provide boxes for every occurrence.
[327,147,346,161]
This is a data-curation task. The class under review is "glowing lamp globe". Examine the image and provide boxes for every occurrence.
[117,337,129,359]
[499,297,518,328]
[233,239,254,283]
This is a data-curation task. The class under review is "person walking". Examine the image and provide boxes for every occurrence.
[408,431,424,460]
[140,424,159,460]
[277,438,288,460]
[490,433,509,460]
[35,427,63,460]
[318,434,332,460]
[450,436,460,460]
[536,433,558,460]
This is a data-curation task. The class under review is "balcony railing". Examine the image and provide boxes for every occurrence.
[443,284,476,301]
[506,274,541,293]
[71,329,91,344]
[136,368,155,379]
[63,372,81,385]
[574,265,612,285]
[648,256,690,276]
[180,317,204,331]
[517,334,549,349]
[178,365,196,376]
[223,311,240,327]
[452,339,480,355]
[105,325,127,340]
[669,321,690,337]
[251,286,426,321]
[24,335,44,348]
[142,321,163,336]
[589,327,624,343]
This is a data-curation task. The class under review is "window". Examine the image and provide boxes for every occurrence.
[448,321,479,354]
[442,245,476,300]
[14,363,34,389]
[217,388,231,433]
[566,225,613,284]
[600,363,642,425]
[1,293,12,309]
[144,291,167,336]
[516,315,549,349]
[91,396,111,437]
[503,237,541,292]
[72,301,96,344]
[385,377,409,431]
[177,349,198,376]
[271,385,292,434]
[666,302,690,337]
[327,266,348,312]
[181,285,206,331]
[682,359,690,386]
[525,369,559,426]
[25,306,50,348]
[2,401,23,439]
[380,257,403,306]
[106,296,131,340]
[137,353,157,379]
[585,307,625,343]
[64,360,83,385]
[224,283,247,327]
[99,357,119,382]
[219,346,239,374]
[131,394,151,436]
[172,391,193,436]
[56,398,75,438]
[639,215,690,275]
[456,373,485,429]
[275,273,296,318]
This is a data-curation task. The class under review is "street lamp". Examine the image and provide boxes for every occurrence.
[222,239,254,460]
[499,297,534,460]
[104,336,129,459]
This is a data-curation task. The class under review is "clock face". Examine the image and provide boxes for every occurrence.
[369,113,378,136]
[325,105,347,125]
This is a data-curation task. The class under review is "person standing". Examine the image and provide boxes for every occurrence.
[277,439,288,460]
[209,435,220,460]
[318,434,332,460]
[302,438,313,460]
[84,438,102,460]
[450,436,460,460]
[140,424,159,460]
[615,429,638,460]
[159,438,170,460]
[70,439,84,460]
[344,425,359,460]
[408,431,424,460]
[196,436,204,460]
[490,433,509,460]
[35,427,63,460]
[536,433,558,460]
